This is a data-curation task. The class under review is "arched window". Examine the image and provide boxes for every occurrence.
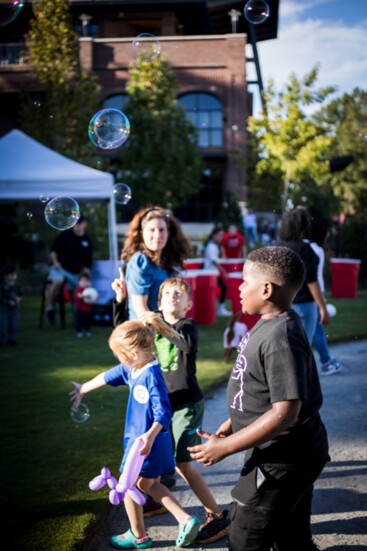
[103,94,128,112]
[178,93,223,147]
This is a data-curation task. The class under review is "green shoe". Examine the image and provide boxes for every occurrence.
[110,529,153,549]
[176,516,200,547]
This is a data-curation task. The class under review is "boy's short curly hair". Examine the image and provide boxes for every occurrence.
[247,246,306,291]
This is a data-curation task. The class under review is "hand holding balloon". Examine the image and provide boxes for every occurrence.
[88,438,147,506]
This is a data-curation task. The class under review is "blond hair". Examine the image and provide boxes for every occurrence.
[109,312,182,363]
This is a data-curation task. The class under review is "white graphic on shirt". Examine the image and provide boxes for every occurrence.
[133,384,150,404]
[230,333,250,412]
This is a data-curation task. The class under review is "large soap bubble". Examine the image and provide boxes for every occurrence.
[132,33,161,60]
[0,1,24,28]
[44,197,80,230]
[113,183,132,205]
[88,109,130,150]
[244,0,270,25]
[70,403,90,424]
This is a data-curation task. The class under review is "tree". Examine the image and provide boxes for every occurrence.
[20,0,103,167]
[112,55,202,208]
[246,66,338,217]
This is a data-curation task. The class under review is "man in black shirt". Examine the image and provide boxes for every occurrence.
[46,216,93,324]
[188,246,329,551]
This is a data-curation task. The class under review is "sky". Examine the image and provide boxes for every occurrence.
[247,0,367,115]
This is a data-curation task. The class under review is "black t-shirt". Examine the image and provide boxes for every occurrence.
[227,310,329,464]
[51,229,93,274]
[277,240,319,303]
[155,317,204,409]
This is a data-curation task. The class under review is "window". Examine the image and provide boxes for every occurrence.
[178,93,223,147]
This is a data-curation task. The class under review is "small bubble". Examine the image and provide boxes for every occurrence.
[244,0,270,25]
[26,211,33,220]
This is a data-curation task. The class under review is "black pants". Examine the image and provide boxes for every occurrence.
[229,460,327,551]
[218,275,227,304]
[75,310,92,332]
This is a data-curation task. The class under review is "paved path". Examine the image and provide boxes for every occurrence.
[85,340,367,551]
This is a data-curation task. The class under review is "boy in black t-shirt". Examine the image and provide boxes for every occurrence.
[188,246,329,551]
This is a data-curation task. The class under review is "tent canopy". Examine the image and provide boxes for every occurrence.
[0,129,114,199]
[0,129,117,259]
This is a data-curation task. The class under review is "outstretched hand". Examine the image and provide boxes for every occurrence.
[111,267,126,304]
[69,381,83,408]
[187,429,228,466]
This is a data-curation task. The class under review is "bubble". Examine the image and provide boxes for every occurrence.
[34,100,41,108]
[244,0,270,25]
[88,109,130,150]
[0,1,23,28]
[44,197,80,231]
[70,403,90,424]
[132,33,161,60]
[113,183,132,205]
[26,211,33,220]
[39,193,50,203]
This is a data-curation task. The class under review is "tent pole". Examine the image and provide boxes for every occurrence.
[108,193,118,261]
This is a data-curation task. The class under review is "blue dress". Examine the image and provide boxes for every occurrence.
[125,252,171,319]
[104,359,175,478]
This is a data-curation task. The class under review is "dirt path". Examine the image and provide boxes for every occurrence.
[85,340,367,551]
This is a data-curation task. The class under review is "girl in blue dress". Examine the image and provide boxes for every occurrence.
[70,313,200,549]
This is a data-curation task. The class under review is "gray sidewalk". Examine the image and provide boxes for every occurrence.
[86,340,367,551]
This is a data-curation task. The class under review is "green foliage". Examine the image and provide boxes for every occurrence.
[112,55,202,207]
[247,66,337,215]
[313,87,367,215]
[20,0,102,166]
[340,214,367,284]
[214,191,244,230]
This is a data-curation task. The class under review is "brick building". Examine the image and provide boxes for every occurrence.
[0,0,279,222]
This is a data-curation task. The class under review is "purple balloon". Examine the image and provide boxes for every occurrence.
[127,487,146,506]
[89,475,106,491]
[101,467,111,479]
[120,438,145,488]
[107,476,118,489]
[109,489,122,505]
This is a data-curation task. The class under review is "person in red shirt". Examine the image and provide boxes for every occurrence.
[221,224,247,259]
[74,270,94,337]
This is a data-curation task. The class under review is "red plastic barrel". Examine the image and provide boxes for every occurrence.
[227,273,260,329]
[184,258,204,270]
[330,258,361,299]
[194,269,218,325]
[219,258,245,274]
[180,270,198,319]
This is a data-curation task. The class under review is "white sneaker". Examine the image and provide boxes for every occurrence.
[320,359,342,376]
[217,304,232,317]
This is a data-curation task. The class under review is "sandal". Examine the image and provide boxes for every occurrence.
[110,529,153,549]
[175,516,200,547]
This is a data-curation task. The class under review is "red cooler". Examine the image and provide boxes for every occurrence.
[180,269,198,319]
[219,258,246,274]
[194,269,218,325]
[227,273,260,329]
[330,258,361,299]
[184,258,204,270]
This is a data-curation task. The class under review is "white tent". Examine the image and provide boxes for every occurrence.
[0,129,117,259]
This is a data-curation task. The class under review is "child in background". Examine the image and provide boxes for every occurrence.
[0,264,23,346]
[188,246,329,551]
[74,269,93,337]
[223,312,248,364]
[70,313,200,549]
[140,277,230,544]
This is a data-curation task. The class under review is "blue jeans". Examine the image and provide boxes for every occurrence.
[0,306,19,343]
[292,302,318,344]
[313,313,331,364]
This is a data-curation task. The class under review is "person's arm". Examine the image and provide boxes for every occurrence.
[307,281,330,324]
[139,421,164,456]
[131,294,150,317]
[50,250,62,270]
[111,267,128,326]
[188,399,301,466]
[162,319,196,354]
[69,373,107,408]
[241,244,248,257]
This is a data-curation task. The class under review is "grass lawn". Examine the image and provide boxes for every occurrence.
[1,292,366,551]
